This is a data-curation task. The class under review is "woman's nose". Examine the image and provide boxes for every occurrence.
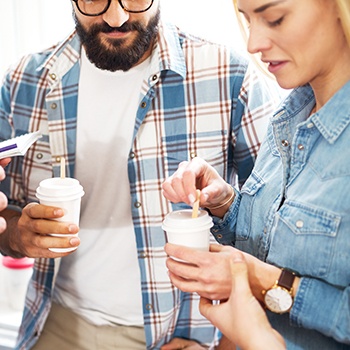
[246,26,272,55]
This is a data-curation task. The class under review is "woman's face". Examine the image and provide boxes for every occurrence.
[236,0,346,90]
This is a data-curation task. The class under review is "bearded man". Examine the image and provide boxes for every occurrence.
[0,0,279,349]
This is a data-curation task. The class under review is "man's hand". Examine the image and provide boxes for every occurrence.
[0,203,80,258]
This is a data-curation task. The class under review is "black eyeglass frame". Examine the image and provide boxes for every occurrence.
[72,0,154,16]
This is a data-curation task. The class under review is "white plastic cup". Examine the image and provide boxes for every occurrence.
[36,177,84,253]
[162,209,214,252]
[2,256,34,311]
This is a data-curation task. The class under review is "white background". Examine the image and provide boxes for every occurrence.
[0,0,245,75]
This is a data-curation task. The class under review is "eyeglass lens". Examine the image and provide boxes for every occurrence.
[76,0,153,15]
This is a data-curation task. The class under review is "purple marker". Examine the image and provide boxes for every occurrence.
[0,143,17,153]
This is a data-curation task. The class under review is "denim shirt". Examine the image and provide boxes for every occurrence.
[212,83,350,349]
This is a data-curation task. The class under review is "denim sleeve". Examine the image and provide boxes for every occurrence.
[210,188,241,246]
[291,277,350,344]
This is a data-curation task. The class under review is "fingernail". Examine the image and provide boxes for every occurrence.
[70,237,80,246]
[53,209,64,217]
[188,194,195,204]
[68,225,77,233]
[202,192,209,202]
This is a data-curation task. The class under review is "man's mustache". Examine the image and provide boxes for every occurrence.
[95,21,144,34]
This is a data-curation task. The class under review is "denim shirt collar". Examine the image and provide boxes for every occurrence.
[274,81,350,144]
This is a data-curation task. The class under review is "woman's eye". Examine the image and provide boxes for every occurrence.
[268,17,284,27]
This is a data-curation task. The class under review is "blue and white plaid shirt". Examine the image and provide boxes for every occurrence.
[0,21,279,349]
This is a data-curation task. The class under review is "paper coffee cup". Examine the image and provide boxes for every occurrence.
[162,209,213,252]
[36,177,84,253]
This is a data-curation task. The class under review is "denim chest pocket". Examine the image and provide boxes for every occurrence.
[235,171,265,241]
[269,201,341,277]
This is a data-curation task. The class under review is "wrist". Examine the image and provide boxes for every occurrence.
[206,186,235,218]
[0,215,25,258]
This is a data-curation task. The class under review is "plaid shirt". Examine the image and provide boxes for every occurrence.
[0,21,278,349]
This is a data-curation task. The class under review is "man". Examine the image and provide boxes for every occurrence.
[0,0,279,349]
[0,158,10,232]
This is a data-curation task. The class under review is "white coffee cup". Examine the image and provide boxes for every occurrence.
[36,177,84,253]
[162,209,213,252]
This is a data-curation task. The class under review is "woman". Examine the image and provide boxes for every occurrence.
[162,0,350,348]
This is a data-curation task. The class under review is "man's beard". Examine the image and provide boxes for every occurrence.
[74,9,160,72]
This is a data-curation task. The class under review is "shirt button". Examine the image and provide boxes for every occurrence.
[307,123,314,128]
[51,103,57,110]
[49,73,57,81]
[190,152,197,159]
[134,201,141,208]
[129,151,135,159]
[298,144,304,150]
[145,304,153,310]
[36,153,43,160]
[140,102,147,108]
[216,234,223,239]
[139,252,148,259]
[152,74,157,81]
[281,140,289,147]
[296,220,304,228]
[55,156,61,163]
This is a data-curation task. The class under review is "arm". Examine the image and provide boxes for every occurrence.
[0,204,80,258]
[164,244,300,311]
[0,158,11,233]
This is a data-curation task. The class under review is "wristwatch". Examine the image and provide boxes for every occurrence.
[262,269,296,314]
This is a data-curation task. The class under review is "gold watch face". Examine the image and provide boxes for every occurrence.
[264,287,293,313]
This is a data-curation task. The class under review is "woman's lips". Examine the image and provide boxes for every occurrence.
[266,61,287,74]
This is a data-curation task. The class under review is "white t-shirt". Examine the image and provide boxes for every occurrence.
[53,49,150,326]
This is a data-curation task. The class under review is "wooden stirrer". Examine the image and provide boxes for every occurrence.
[191,189,201,218]
[60,157,65,179]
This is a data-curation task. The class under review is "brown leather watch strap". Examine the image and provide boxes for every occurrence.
[278,269,296,291]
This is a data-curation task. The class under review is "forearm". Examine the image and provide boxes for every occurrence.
[290,277,350,343]
[0,208,24,258]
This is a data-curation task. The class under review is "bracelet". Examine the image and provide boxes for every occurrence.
[206,186,235,210]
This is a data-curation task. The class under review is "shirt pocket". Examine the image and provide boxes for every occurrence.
[235,171,265,241]
[269,201,341,277]
[161,130,228,176]
[23,143,53,202]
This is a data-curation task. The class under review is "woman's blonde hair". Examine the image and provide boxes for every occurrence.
[336,0,350,46]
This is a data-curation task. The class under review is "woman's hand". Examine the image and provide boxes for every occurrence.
[199,252,286,350]
[162,157,234,217]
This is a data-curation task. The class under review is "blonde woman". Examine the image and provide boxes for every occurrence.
[162,0,350,348]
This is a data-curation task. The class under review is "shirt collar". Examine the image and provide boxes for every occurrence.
[311,81,350,144]
[38,19,187,83]
[274,82,350,144]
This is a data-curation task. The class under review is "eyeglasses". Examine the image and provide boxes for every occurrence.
[72,0,154,16]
